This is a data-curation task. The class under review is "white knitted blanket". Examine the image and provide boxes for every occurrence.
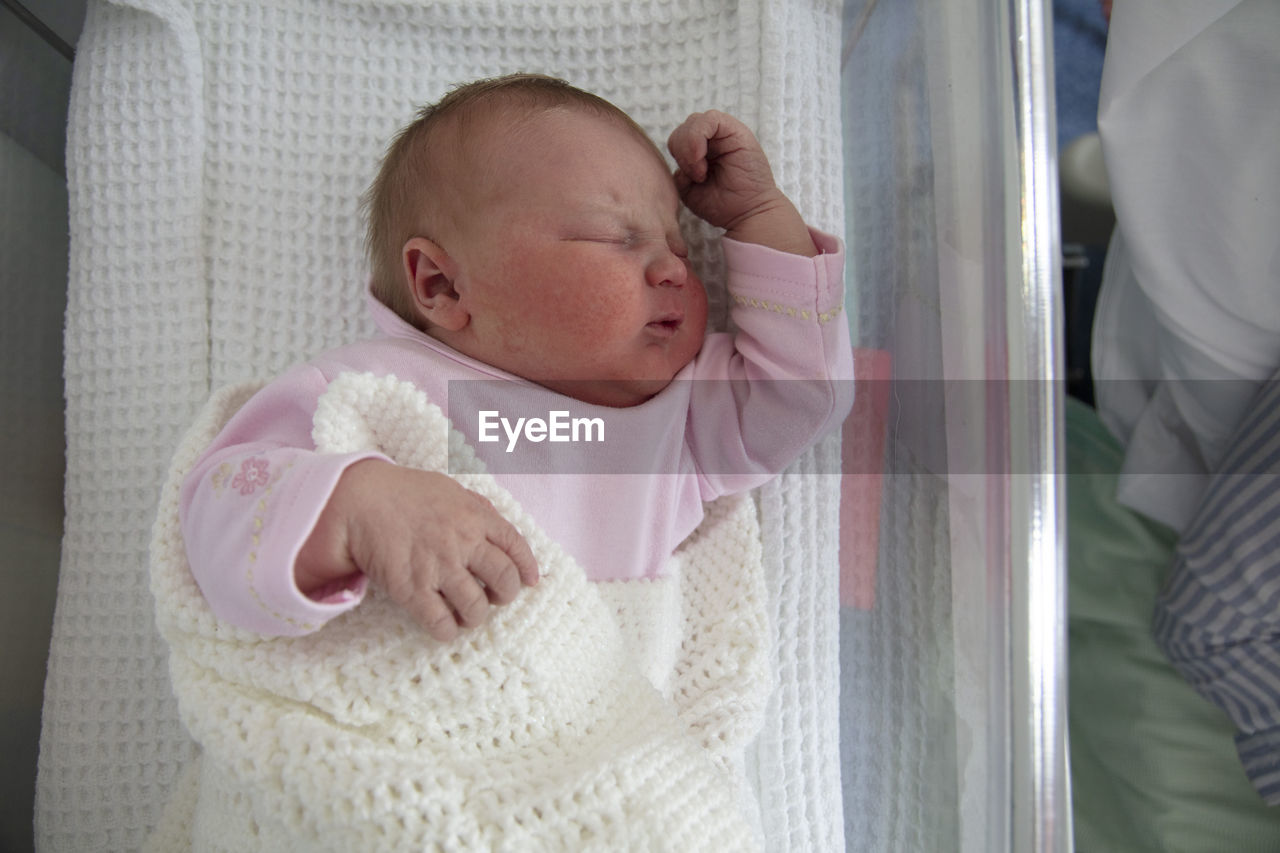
[41,2,846,849]
[146,372,772,852]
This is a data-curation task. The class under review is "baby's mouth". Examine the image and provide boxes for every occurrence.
[645,312,684,338]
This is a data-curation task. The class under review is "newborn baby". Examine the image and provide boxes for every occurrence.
[179,73,853,640]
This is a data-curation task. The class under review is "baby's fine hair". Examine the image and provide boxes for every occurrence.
[363,73,662,328]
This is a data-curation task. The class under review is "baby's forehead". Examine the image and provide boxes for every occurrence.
[447,99,664,165]
[420,100,676,222]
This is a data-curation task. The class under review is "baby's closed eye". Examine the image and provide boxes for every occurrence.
[561,230,647,248]
[560,226,687,257]
[560,230,631,245]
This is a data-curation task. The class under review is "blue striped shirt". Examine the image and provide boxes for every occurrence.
[1154,374,1280,805]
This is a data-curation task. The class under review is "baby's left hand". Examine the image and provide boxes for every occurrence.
[668,111,817,257]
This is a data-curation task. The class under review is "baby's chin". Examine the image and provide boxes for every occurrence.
[538,376,675,408]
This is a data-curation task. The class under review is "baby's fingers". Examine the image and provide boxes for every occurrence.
[668,114,714,183]
[438,568,490,631]
[470,540,525,605]
[668,110,756,181]
[485,513,539,587]
[412,589,463,642]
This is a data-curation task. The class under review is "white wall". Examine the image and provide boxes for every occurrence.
[0,130,67,853]
[29,0,88,48]
[0,1,84,850]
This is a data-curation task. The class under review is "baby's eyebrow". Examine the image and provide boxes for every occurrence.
[560,200,683,235]
[557,211,625,233]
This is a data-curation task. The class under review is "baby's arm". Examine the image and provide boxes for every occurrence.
[667,111,818,258]
[180,365,537,641]
[296,460,538,642]
[684,235,852,498]
[669,112,853,496]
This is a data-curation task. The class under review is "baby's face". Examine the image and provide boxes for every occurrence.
[434,107,707,407]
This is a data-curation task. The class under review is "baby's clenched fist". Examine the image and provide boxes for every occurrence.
[297,459,538,641]
[668,110,818,258]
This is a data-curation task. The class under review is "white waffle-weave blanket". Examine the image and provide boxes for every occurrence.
[146,372,772,852]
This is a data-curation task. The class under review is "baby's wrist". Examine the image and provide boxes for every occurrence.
[295,458,388,594]
[723,195,818,257]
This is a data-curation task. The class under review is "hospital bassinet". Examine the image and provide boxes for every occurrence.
[35,1,1066,850]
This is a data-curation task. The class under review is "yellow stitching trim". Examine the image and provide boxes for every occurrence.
[733,294,844,324]
[243,460,312,630]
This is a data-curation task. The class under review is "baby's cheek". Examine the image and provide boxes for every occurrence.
[689,278,709,323]
[576,314,632,355]
[562,286,639,344]
[675,285,710,365]
[675,323,707,372]
[685,281,709,334]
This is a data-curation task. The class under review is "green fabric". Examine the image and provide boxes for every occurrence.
[1066,397,1280,852]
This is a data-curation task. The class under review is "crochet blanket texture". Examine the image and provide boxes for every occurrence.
[148,372,773,852]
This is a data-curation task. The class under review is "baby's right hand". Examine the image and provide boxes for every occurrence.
[296,459,539,641]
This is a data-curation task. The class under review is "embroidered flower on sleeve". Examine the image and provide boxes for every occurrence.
[230,457,272,496]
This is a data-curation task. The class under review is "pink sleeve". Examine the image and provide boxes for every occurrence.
[686,227,855,498]
[178,363,385,636]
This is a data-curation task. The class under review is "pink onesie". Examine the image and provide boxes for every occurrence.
[180,229,852,635]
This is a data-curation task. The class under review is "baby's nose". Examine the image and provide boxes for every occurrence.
[646,252,689,288]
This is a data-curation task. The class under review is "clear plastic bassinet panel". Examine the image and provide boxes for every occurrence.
[838,0,1066,851]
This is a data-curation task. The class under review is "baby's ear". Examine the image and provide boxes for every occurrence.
[403,237,468,331]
